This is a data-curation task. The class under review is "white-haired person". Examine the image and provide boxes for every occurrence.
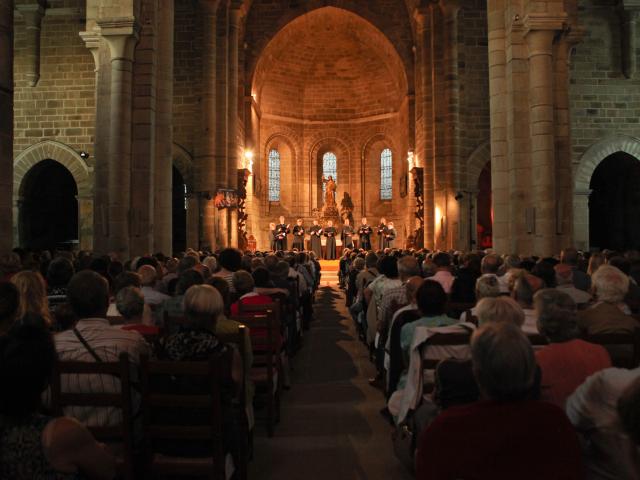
[137,264,170,307]
[534,289,610,408]
[578,265,637,335]
[416,322,582,480]
[459,275,502,323]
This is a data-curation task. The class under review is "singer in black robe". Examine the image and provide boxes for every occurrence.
[324,224,337,260]
[292,221,305,250]
[341,223,354,249]
[309,222,323,258]
[385,224,397,248]
[377,221,388,250]
[275,223,290,251]
[358,221,373,251]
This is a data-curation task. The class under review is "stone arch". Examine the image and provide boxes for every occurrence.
[172,143,194,192]
[361,133,400,216]
[309,136,352,212]
[466,140,491,192]
[573,134,640,250]
[263,133,299,213]
[461,140,491,250]
[13,140,93,249]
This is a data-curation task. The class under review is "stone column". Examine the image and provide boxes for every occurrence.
[215,4,229,248]
[227,6,241,247]
[16,2,45,87]
[526,28,557,256]
[196,0,219,250]
[0,0,13,253]
[99,20,139,259]
[154,0,174,254]
[620,8,639,78]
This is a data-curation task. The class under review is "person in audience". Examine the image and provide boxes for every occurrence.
[0,281,19,335]
[511,272,543,334]
[555,263,592,307]
[450,252,481,304]
[400,280,456,355]
[474,295,525,328]
[54,270,151,426]
[499,254,522,293]
[230,270,274,316]
[578,265,637,335]
[214,248,243,293]
[616,377,640,478]
[416,322,583,480]
[0,324,116,480]
[137,264,170,307]
[10,270,53,328]
[534,289,611,408]
[562,247,591,292]
[115,286,159,336]
[609,256,640,315]
[378,256,421,342]
[156,269,204,326]
[566,363,640,479]
[430,252,455,294]
[459,275,501,323]
[46,256,75,310]
[587,252,605,277]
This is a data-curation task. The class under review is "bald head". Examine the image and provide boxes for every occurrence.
[405,276,424,304]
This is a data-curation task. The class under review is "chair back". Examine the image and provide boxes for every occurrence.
[50,352,135,480]
[217,325,247,407]
[139,355,228,480]
[420,327,474,393]
[582,329,640,368]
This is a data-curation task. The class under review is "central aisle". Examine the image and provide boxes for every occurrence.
[248,285,413,480]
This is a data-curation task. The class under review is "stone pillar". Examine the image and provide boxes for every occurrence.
[526,28,557,256]
[215,4,229,248]
[100,20,139,259]
[228,6,241,247]
[196,0,219,250]
[154,0,174,254]
[487,0,509,254]
[16,2,45,87]
[78,195,94,251]
[0,0,13,253]
[620,8,639,78]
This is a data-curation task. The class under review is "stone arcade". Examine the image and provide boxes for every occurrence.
[1,0,640,256]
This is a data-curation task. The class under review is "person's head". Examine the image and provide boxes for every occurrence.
[0,281,19,334]
[365,252,378,269]
[532,260,556,288]
[475,275,501,300]
[362,217,367,225]
[0,324,57,417]
[344,218,350,226]
[512,273,543,309]
[378,255,399,279]
[617,377,640,446]
[279,216,285,224]
[588,252,605,276]
[481,254,501,274]
[46,257,75,288]
[137,264,159,287]
[560,247,579,266]
[202,256,218,274]
[353,257,365,271]
[176,269,205,295]
[397,256,420,281]
[67,270,110,319]
[534,288,578,342]
[207,276,231,311]
[10,271,51,325]
[592,265,630,304]
[252,267,272,288]
[416,280,447,317]
[471,321,536,401]
[115,286,145,322]
[554,263,575,287]
[114,271,142,294]
[405,276,424,304]
[327,220,333,227]
[218,248,242,272]
[177,255,198,274]
[274,261,290,280]
[297,218,302,226]
[232,270,255,296]
[183,284,224,330]
[475,296,525,327]
[313,219,318,226]
[433,252,451,269]
[504,254,521,271]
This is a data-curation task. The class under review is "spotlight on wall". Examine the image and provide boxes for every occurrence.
[407,150,415,170]
[244,150,254,173]
[79,151,90,160]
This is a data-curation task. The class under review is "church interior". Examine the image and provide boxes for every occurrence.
[2,0,640,479]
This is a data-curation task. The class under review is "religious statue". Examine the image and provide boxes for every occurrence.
[340,192,355,225]
[323,176,337,208]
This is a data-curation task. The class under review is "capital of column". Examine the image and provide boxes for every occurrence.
[523,12,567,39]
[96,18,140,63]
[79,30,101,71]
[16,3,45,28]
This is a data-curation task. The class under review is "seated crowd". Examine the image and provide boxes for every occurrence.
[0,247,321,479]
[340,246,640,479]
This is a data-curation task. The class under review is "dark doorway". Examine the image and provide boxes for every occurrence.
[172,166,187,254]
[19,159,78,250]
[477,162,493,249]
[589,152,640,251]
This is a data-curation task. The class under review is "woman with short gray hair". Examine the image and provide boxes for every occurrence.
[474,296,525,327]
[459,275,501,323]
[415,321,583,480]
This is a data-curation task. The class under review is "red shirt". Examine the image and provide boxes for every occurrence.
[535,339,611,407]
[121,324,160,336]
[416,400,583,480]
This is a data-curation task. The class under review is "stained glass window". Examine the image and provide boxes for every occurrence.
[322,152,337,196]
[268,149,280,202]
[380,148,393,200]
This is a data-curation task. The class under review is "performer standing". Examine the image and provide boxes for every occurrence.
[324,220,337,260]
[292,218,305,251]
[269,222,277,251]
[341,218,354,249]
[358,217,373,251]
[385,221,397,248]
[275,216,290,251]
[309,219,323,258]
[377,218,388,250]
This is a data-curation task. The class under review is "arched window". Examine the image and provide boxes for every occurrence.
[380,148,393,200]
[268,149,281,202]
[322,152,337,196]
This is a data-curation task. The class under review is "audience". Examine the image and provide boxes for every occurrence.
[459,274,501,323]
[115,286,160,336]
[416,322,583,480]
[137,264,170,307]
[511,272,543,334]
[430,252,455,294]
[10,270,53,329]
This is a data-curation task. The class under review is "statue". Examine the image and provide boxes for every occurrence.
[340,192,354,225]
[323,176,337,208]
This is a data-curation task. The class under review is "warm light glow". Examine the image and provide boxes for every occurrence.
[407,150,415,170]
[251,92,257,102]
[243,150,254,173]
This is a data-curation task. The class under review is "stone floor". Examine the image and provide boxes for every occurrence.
[248,285,414,480]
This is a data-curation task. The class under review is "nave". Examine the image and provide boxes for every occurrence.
[250,284,412,480]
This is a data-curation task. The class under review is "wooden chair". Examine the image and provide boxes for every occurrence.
[50,352,135,480]
[421,331,473,393]
[233,304,281,437]
[139,355,230,480]
[582,329,640,368]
